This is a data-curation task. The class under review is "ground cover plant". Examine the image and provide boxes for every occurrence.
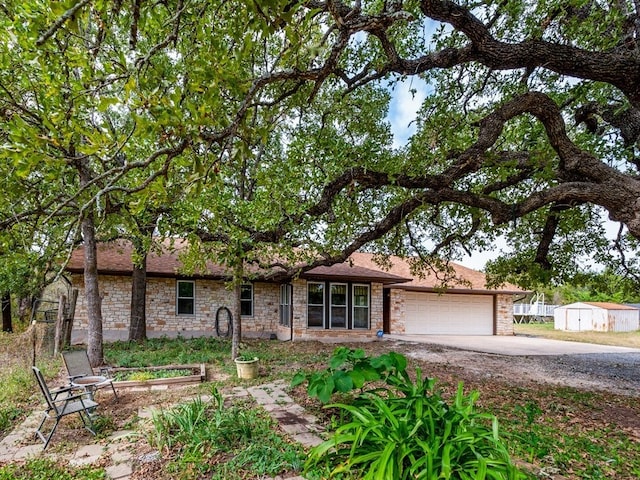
[111,368,194,382]
[0,458,105,480]
[104,336,232,367]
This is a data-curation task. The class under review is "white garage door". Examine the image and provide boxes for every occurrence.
[405,292,494,335]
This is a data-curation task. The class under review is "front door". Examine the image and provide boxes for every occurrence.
[279,284,292,339]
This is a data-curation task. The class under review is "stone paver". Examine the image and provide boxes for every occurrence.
[105,462,133,479]
[247,380,323,450]
[69,444,104,466]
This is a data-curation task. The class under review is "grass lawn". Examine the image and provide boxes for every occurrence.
[515,322,640,348]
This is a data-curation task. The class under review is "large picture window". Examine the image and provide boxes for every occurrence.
[240,284,253,316]
[177,280,195,315]
[306,281,370,329]
[307,282,325,328]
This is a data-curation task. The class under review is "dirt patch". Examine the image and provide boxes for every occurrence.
[277,339,640,432]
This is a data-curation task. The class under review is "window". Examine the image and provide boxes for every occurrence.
[352,284,370,329]
[307,281,371,330]
[177,280,195,315]
[307,282,324,328]
[330,283,347,328]
[240,284,253,316]
[279,284,292,327]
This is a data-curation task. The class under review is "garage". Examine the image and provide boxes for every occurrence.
[405,292,494,335]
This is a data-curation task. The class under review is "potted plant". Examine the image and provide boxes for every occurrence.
[234,353,259,379]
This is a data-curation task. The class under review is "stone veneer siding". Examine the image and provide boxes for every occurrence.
[386,290,515,336]
[70,274,279,338]
[495,294,514,335]
[71,274,515,340]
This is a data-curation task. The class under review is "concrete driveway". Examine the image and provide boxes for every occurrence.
[384,334,640,356]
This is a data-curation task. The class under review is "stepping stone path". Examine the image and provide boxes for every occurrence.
[0,380,322,479]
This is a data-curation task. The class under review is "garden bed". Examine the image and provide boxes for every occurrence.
[110,363,205,388]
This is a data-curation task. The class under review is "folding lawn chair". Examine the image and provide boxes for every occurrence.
[32,366,98,450]
[61,349,118,400]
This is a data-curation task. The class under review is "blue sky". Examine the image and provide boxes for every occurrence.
[387,77,430,148]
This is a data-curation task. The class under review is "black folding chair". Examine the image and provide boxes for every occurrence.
[62,349,118,400]
[32,366,98,450]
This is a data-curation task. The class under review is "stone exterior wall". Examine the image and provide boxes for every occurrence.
[70,273,515,341]
[495,294,515,335]
[70,274,279,340]
[388,289,406,334]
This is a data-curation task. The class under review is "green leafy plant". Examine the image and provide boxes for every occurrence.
[306,379,524,480]
[291,347,407,403]
[300,350,524,479]
[235,353,258,362]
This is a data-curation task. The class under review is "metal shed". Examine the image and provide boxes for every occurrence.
[554,302,639,332]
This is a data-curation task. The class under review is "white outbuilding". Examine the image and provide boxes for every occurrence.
[554,302,639,332]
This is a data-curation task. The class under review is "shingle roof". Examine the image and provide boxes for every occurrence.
[348,252,525,294]
[66,239,229,279]
[65,240,523,293]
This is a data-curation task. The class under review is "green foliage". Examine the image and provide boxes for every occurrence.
[291,346,407,403]
[306,378,523,479]
[112,368,193,382]
[0,458,105,479]
[556,269,640,304]
[104,336,231,367]
[234,353,258,362]
[150,386,304,479]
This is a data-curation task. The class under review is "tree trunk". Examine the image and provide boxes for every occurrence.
[230,263,243,360]
[82,214,104,367]
[2,292,12,333]
[18,297,31,324]
[128,252,147,342]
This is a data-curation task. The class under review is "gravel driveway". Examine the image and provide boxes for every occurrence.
[385,337,640,397]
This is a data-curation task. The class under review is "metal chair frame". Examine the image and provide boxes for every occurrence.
[32,366,98,450]
[61,350,118,400]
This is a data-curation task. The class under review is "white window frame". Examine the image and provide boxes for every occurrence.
[279,284,292,327]
[352,284,370,329]
[307,282,325,328]
[176,280,195,316]
[329,282,348,329]
[240,284,253,317]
